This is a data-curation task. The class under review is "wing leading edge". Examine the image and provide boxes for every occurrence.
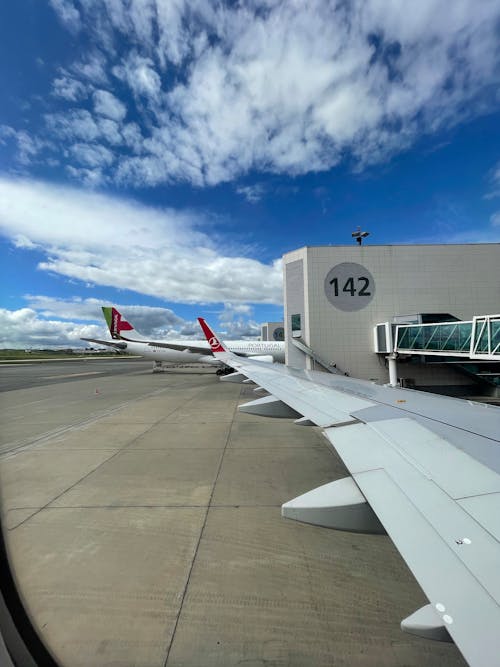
[197,318,500,667]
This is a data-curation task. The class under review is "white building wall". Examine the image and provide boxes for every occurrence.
[284,244,500,387]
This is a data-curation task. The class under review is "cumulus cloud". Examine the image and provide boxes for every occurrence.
[52,74,88,101]
[0,126,47,166]
[39,0,500,187]
[69,143,114,168]
[93,90,127,121]
[49,0,81,33]
[236,184,266,203]
[46,109,101,143]
[71,52,109,85]
[218,302,260,338]
[0,178,283,304]
[112,52,162,103]
[0,296,265,348]
[65,165,104,187]
[24,296,187,337]
[0,307,103,348]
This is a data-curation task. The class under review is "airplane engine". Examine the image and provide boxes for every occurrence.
[248,355,273,363]
[198,355,221,365]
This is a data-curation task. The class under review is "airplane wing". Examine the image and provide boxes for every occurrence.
[144,340,210,354]
[197,318,500,667]
[144,340,259,358]
[80,337,128,350]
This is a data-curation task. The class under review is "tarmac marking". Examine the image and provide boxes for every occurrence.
[0,386,171,458]
[39,371,103,380]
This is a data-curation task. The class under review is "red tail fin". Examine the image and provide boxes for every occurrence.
[197,318,227,353]
[111,307,133,338]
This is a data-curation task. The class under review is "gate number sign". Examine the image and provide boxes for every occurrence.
[324,262,375,311]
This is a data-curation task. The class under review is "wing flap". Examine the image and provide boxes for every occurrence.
[351,467,500,667]
[458,494,500,541]
[327,422,500,599]
[325,419,500,665]
[346,417,500,499]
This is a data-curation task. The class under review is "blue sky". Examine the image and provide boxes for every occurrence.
[0,0,499,347]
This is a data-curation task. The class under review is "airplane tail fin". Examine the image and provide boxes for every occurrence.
[102,306,143,340]
[197,318,230,356]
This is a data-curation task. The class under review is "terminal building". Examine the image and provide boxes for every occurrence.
[260,322,284,341]
[283,244,500,397]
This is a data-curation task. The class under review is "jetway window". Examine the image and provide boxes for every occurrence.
[473,318,500,356]
[291,314,301,338]
[397,321,473,353]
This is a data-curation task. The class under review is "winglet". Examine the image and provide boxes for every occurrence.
[197,318,227,354]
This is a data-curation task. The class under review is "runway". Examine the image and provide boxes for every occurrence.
[0,359,465,666]
[0,357,152,393]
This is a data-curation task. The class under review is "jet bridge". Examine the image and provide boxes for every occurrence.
[374,314,500,390]
[395,314,500,361]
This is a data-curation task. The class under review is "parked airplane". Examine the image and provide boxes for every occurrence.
[81,307,285,373]
[197,317,500,667]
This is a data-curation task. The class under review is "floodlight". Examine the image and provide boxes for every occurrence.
[351,227,370,245]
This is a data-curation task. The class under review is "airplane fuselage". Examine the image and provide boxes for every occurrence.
[122,340,285,364]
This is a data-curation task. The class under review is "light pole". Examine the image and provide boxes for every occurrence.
[352,227,370,245]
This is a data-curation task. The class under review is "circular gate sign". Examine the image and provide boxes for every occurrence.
[273,327,285,341]
[324,262,375,311]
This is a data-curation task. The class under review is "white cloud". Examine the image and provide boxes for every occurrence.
[93,89,127,121]
[52,74,88,101]
[46,109,101,142]
[218,303,260,338]
[71,52,109,85]
[66,165,104,187]
[49,0,81,33]
[0,126,47,166]
[490,212,500,227]
[236,184,266,203]
[0,295,265,348]
[96,117,122,145]
[121,122,144,152]
[0,178,283,304]
[69,143,114,168]
[485,162,500,200]
[35,1,500,186]
[155,0,191,67]
[112,52,162,103]
[23,296,187,336]
[0,307,103,348]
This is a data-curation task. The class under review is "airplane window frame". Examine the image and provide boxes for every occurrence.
[0,515,60,667]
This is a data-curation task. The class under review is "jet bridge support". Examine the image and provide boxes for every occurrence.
[387,354,398,387]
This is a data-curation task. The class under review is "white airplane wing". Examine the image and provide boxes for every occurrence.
[198,318,500,667]
[144,340,211,354]
[80,337,127,350]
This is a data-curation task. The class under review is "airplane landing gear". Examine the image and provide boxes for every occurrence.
[216,367,233,376]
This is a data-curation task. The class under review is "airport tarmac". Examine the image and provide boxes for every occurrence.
[0,359,465,666]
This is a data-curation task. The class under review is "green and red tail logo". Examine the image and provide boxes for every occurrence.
[102,307,134,339]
